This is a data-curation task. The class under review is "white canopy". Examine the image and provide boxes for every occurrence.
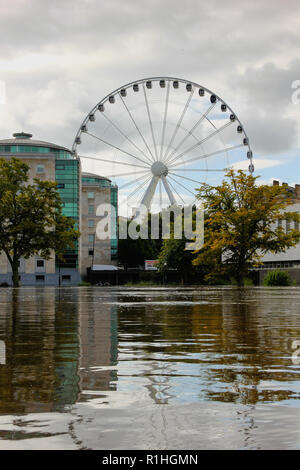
[91,265,119,271]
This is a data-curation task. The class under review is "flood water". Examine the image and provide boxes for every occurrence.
[0,286,299,450]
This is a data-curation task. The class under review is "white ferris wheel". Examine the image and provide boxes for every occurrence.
[72,77,254,213]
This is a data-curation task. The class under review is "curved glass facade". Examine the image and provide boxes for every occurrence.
[111,185,118,259]
[0,145,72,158]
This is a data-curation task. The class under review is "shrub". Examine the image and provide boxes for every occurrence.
[230,277,254,286]
[263,270,291,286]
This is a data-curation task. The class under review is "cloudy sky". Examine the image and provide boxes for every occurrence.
[0,0,300,190]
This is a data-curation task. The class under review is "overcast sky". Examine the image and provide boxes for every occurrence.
[0,0,300,186]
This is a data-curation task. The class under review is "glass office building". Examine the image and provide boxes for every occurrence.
[0,132,81,285]
[55,160,80,270]
[0,133,118,285]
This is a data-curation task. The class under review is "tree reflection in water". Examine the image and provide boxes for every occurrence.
[0,286,299,427]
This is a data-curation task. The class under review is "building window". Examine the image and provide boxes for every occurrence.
[88,205,94,215]
[55,159,80,270]
[88,249,94,256]
[88,192,94,199]
[36,275,45,282]
[36,164,45,173]
[100,180,110,188]
[36,260,44,268]
[88,220,94,228]
[88,234,94,244]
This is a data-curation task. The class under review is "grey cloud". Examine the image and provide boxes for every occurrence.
[232,61,300,112]
[243,108,298,154]
[0,0,300,157]
[228,60,300,154]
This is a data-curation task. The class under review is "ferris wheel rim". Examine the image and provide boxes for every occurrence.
[72,76,252,156]
[73,76,254,209]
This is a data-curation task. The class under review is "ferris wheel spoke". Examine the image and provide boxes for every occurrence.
[169,143,244,169]
[85,131,151,168]
[164,102,216,165]
[159,80,171,161]
[167,173,197,196]
[169,171,204,186]
[136,181,154,205]
[165,177,185,205]
[118,172,152,190]
[161,176,176,205]
[142,83,159,161]
[101,112,153,165]
[167,120,234,166]
[79,154,148,169]
[119,94,156,163]
[127,182,145,206]
[105,169,150,179]
[127,175,152,200]
[162,87,195,163]
[172,168,227,172]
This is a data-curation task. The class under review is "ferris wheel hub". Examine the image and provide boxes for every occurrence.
[151,161,168,177]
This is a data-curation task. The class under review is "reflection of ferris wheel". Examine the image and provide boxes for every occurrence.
[72,77,254,211]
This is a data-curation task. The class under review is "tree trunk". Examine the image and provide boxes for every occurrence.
[236,264,246,287]
[11,260,20,288]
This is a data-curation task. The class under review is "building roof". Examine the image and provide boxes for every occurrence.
[82,171,111,182]
[0,132,71,153]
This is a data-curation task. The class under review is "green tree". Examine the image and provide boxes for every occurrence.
[156,208,199,284]
[157,237,195,284]
[118,236,159,268]
[193,169,300,287]
[0,157,80,287]
[118,214,162,268]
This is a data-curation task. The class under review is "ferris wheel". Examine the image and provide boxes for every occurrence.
[72,77,254,212]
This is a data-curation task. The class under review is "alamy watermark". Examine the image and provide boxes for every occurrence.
[0,340,5,365]
[291,80,300,105]
[95,203,204,251]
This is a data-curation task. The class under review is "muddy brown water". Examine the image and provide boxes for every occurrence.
[0,286,299,449]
